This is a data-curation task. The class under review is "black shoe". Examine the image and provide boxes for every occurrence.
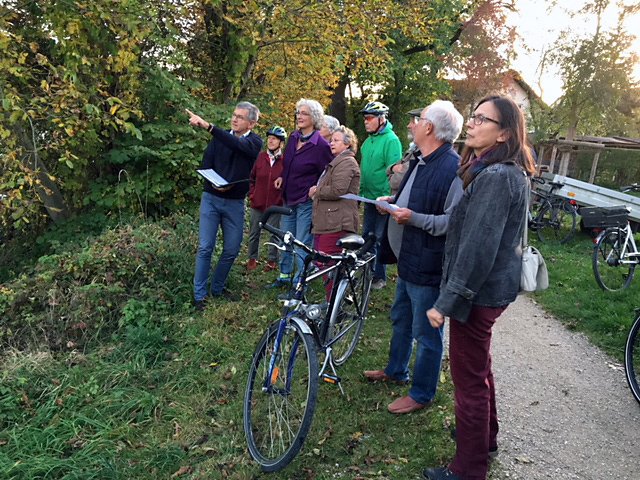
[422,467,461,480]
[194,298,207,311]
[212,288,239,302]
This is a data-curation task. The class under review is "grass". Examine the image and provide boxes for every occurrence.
[529,230,640,361]
[2,217,638,479]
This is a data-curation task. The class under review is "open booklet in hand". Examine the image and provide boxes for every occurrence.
[197,169,248,188]
[340,193,399,212]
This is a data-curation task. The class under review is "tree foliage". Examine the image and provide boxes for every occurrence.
[549,0,640,138]
[1,0,516,236]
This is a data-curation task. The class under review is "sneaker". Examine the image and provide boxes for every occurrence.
[246,259,257,271]
[371,279,386,290]
[263,261,278,272]
[266,277,291,289]
[422,467,461,480]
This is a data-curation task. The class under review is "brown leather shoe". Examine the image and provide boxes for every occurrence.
[387,395,430,414]
[263,260,277,272]
[247,259,257,271]
[363,370,408,384]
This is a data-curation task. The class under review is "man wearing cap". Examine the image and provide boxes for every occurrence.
[359,101,403,290]
[387,108,423,196]
[364,100,464,415]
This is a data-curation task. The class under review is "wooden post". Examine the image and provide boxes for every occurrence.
[588,151,601,183]
[536,145,545,176]
[549,145,558,173]
[559,150,571,176]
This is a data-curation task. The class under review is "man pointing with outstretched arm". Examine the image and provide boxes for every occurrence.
[187,103,262,310]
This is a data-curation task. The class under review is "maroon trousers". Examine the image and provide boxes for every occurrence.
[313,231,350,299]
[449,305,506,480]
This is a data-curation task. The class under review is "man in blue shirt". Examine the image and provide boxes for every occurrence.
[187,103,263,309]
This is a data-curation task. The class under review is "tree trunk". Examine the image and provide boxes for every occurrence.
[329,71,349,124]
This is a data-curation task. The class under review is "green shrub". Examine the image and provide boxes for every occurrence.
[0,213,197,352]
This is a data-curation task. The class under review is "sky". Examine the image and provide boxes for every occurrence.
[508,0,640,104]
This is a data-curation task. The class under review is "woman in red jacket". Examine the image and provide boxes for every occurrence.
[247,126,286,271]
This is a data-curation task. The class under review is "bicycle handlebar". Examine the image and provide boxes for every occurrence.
[259,206,375,264]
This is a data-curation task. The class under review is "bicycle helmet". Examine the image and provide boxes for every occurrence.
[266,125,287,141]
[358,101,389,116]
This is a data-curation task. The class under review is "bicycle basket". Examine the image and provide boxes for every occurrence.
[580,205,629,228]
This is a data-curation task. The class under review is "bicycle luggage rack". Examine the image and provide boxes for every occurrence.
[580,205,630,229]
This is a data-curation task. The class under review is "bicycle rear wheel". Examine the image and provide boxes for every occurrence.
[327,258,373,366]
[592,228,635,291]
[624,313,640,405]
[536,200,576,244]
[243,320,318,472]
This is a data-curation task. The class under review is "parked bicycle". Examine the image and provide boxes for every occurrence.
[528,176,578,244]
[588,184,640,292]
[243,206,375,472]
[624,308,640,404]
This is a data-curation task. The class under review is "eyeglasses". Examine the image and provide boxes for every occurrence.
[469,113,500,126]
[295,110,311,117]
[232,113,248,121]
[363,115,378,122]
[416,117,431,125]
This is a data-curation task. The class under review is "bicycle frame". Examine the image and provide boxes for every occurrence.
[600,225,639,267]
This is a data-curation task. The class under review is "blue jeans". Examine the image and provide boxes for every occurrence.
[384,277,443,405]
[193,192,245,300]
[279,200,313,281]
[362,202,387,281]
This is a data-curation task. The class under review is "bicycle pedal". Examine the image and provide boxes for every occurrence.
[322,373,341,385]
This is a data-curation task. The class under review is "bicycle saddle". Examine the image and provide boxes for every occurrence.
[336,234,365,250]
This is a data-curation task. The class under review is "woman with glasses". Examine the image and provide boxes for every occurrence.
[309,126,360,297]
[423,96,535,480]
[270,99,333,288]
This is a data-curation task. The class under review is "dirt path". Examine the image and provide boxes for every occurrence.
[490,295,640,479]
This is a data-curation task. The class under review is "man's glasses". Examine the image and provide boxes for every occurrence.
[232,113,248,121]
[469,113,500,126]
[363,115,378,122]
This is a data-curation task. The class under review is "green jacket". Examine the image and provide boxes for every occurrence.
[359,121,402,199]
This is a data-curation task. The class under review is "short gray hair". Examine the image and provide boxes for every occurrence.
[424,100,463,143]
[323,115,340,134]
[236,101,260,122]
[296,98,324,130]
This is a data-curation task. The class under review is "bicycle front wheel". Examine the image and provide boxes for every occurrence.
[592,228,635,291]
[243,320,318,472]
[536,200,576,244]
[327,259,373,366]
[625,314,640,404]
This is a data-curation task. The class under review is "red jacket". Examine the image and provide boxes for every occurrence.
[249,151,284,211]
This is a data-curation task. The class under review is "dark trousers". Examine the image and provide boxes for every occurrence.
[449,305,506,480]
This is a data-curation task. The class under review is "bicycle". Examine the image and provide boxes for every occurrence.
[243,206,375,472]
[588,187,640,291]
[624,308,640,404]
[528,176,578,244]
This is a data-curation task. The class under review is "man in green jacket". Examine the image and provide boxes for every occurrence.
[359,101,402,289]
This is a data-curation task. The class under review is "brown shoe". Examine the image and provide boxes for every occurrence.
[263,260,277,272]
[387,395,430,414]
[363,370,408,384]
[247,259,257,271]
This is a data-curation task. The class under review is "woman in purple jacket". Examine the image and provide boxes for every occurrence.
[270,99,333,287]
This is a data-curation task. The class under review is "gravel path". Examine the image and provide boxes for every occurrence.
[490,295,640,479]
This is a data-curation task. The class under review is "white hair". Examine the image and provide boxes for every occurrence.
[424,100,463,143]
[236,101,260,122]
[323,115,340,133]
[296,99,325,130]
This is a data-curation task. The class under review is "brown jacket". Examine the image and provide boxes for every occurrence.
[311,149,360,234]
